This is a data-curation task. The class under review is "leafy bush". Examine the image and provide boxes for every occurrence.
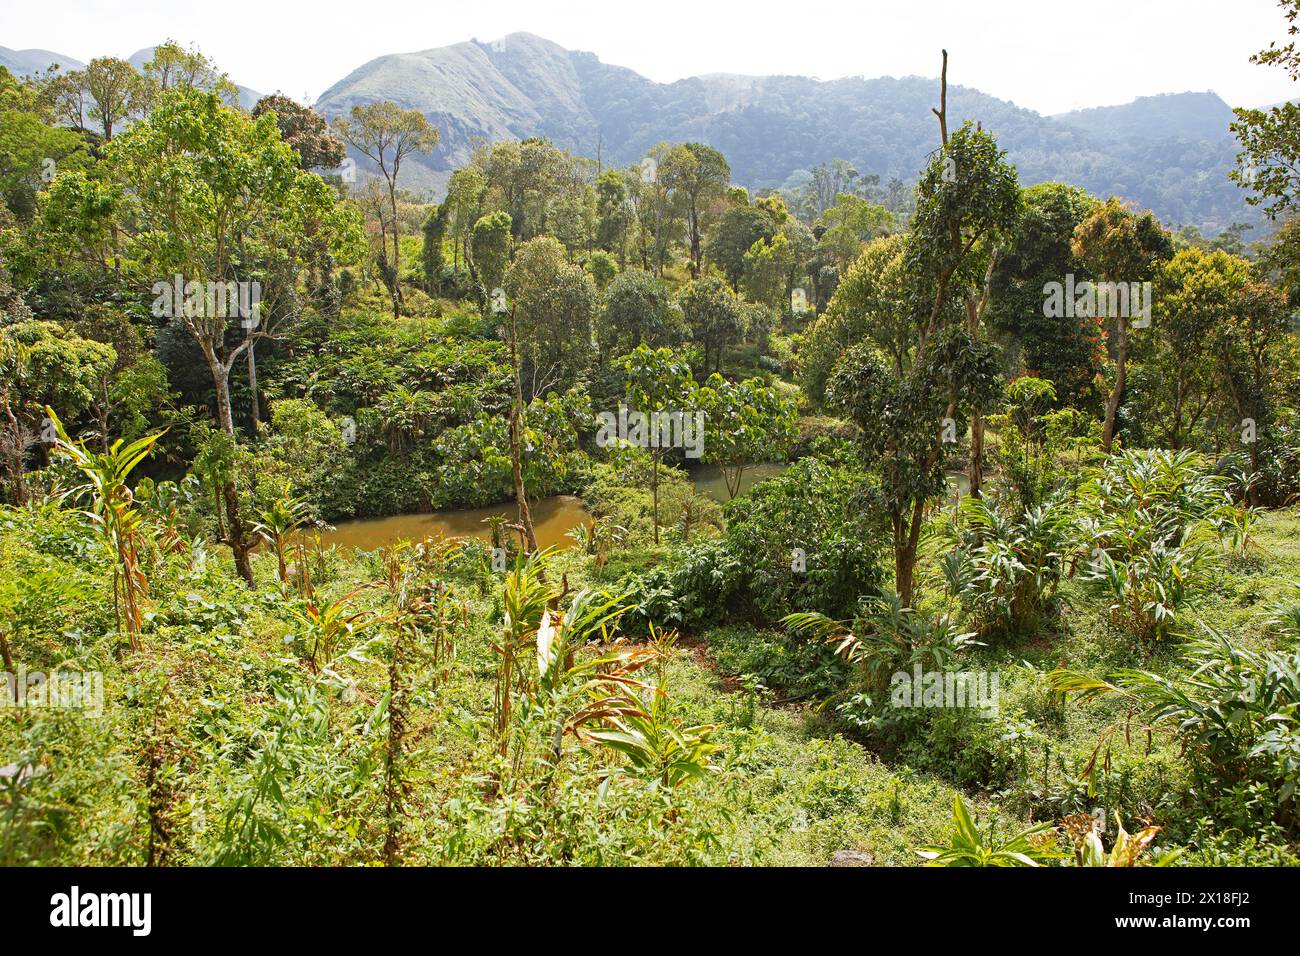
[945,495,1078,640]
[1078,449,1224,641]
[620,457,885,632]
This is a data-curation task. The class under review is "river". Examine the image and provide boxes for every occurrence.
[312,463,972,553]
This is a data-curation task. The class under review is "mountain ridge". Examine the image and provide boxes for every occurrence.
[313,32,1255,233]
[4,35,1258,233]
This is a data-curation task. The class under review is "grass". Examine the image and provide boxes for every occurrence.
[1,500,1295,866]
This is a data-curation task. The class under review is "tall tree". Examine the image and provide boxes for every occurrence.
[662,143,730,278]
[69,87,362,583]
[827,57,1019,605]
[252,94,345,171]
[333,102,439,319]
[1071,198,1172,453]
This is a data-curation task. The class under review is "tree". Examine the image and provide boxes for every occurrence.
[816,193,897,270]
[679,275,745,373]
[0,85,89,218]
[619,345,697,544]
[470,210,512,309]
[0,321,115,504]
[826,64,1019,605]
[707,205,775,290]
[628,145,681,276]
[420,202,448,294]
[1071,198,1172,453]
[1231,1,1300,219]
[1137,248,1241,450]
[82,58,146,140]
[987,182,1103,404]
[801,234,909,404]
[661,143,730,278]
[599,268,685,357]
[332,102,439,318]
[595,167,632,263]
[505,236,596,398]
[445,165,486,270]
[586,250,617,294]
[140,39,239,106]
[252,94,345,171]
[1206,266,1290,503]
[697,374,798,499]
[86,87,361,583]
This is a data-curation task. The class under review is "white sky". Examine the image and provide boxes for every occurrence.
[2,0,1297,115]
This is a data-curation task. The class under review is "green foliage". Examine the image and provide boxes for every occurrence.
[1078,449,1223,641]
[917,795,1057,867]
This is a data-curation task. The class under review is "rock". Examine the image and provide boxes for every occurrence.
[830,849,875,867]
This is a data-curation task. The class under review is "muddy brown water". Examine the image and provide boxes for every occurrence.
[310,464,969,553]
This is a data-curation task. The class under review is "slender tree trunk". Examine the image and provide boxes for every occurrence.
[1102,318,1127,453]
[246,330,260,432]
[968,412,984,498]
[210,364,254,586]
[388,181,402,321]
[508,311,538,553]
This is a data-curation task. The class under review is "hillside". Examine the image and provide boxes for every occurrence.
[315,33,1256,234]
[0,44,261,110]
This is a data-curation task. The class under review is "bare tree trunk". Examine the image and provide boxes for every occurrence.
[246,329,260,432]
[210,362,254,586]
[508,310,538,553]
[1102,318,1127,453]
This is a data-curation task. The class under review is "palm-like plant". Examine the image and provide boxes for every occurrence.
[1266,583,1300,640]
[1078,449,1224,641]
[784,593,979,692]
[917,795,1058,866]
[1051,626,1300,824]
[253,493,313,588]
[46,407,162,651]
[948,495,1078,638]
[290,590,376,672]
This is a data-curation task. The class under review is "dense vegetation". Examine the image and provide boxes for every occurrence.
[0,18,1298,869]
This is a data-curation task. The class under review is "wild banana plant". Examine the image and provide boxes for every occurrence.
[46,407,162,651]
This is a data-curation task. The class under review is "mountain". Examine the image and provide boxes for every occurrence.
[1052,91,1238,143]
[124,47,261,110]
[0,45,261,110]
[0,46,84,75]
[316,33,1258,234]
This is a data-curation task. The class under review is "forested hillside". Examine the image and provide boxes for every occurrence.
[4,32,1264,233]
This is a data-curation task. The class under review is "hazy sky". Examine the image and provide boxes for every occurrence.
[3,0,1297,115]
